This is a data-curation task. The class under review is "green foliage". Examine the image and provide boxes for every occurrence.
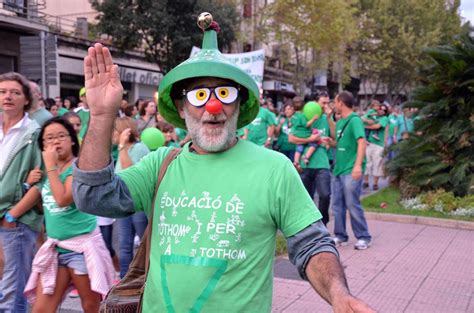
[387,31,474,197]
[92,0,238,73]
[356,0,462,102]
[362,187,474,221]
[264,0,359,95]
[414,189,474,214]
[275,232,287,256]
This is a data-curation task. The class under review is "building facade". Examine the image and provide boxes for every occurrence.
[0,0,162,101]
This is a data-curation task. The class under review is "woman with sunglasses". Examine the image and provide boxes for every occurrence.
[23,117,114,313]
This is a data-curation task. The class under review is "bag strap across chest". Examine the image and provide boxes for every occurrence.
[144,148,182,276]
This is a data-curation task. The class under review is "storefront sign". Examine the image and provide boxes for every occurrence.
[119,67,162,86]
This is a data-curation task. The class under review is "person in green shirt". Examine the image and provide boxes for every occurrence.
[361,100,380,141]
[288,109,331,226]
[290,97,321,172]
[363,104,389,190]
[73,87,90,141]
[73,15,374,313]
[395,106,419,142]
[27,117,111,312]
[327,91,371,250]
[386,105,399,160]
[243,105,276,147]
[275,103,296,161]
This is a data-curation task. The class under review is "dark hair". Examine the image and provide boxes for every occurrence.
[134,98,144,107]
[157,121,175,133]
[114,117,139,143]
[63,111,81,121]
[64,96,78,110]
[283,103,294,110]
[44,98,56,111]
[139,99,156,116]
[317,91,329,101]
[0,72,33,111]
[123,104,136,117]
[379,104,389,116]
[38,117,80,157]
[304,94,317,102]
[336,91,354,108]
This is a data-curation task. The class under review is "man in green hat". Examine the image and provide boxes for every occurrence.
[72,13,373,313]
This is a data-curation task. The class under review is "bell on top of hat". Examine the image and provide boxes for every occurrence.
[158,12,259,129]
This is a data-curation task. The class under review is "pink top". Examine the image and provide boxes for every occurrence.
[24,227,115,302]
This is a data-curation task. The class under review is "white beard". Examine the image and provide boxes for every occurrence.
[183,105,239,152]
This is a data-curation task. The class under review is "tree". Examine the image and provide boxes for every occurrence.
[261,0,359,95]
[356,0,462,104]
[92,0,239,73]
[387,30,474,197]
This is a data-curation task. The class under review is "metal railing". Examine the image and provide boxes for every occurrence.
[0,0,93,39]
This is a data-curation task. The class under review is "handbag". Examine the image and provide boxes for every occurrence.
[100,148,182,313]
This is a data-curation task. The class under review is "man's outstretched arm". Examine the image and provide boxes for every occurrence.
[306,253,374,312]
[287,222,374,313]
[73,43,135,218]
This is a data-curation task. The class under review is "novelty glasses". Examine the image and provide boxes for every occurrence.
[183,86,240,107]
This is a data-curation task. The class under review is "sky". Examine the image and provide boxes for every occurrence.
[460,0,474,24]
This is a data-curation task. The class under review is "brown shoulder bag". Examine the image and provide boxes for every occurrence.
[100,148,181,313]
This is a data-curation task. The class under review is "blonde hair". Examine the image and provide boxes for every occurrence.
[114,117,139,143]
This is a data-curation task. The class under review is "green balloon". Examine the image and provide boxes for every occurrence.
[303,101,322,120]
[140,128,165,151]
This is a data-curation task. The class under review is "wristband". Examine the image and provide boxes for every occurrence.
[23,182,31,192]
[46,166,58,173]
[5,212,17,223]
[118,144,125,151]
[266,137,272,141]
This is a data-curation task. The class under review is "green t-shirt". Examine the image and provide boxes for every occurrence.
[290,111,311,138]
[166,141,181,148]
[246,107,277,146]
[175,128,188,142]
[333,113,367,176]
[387,114,398,136]
[74,107,90,140]
[57,107,69,117]
[367,115,388,147]
[276,117,296,151]
[301,115,330,170]
[115,142,150,172]
[363,109,377,123]
[118,140,321,312]
[40,166,96,253]
[396,114,418,140]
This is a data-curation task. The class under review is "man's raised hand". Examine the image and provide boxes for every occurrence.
[84,43,123,119]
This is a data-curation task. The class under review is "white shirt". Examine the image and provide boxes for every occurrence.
[0,113,32,172]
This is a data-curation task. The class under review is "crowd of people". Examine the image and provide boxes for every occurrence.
[0,16,386,313]
[0,71,417,313]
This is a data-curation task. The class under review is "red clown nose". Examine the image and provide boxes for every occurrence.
[205,98,223,115]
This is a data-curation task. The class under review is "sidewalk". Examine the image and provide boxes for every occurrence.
[272,218,473,312]
[59,218,473,313]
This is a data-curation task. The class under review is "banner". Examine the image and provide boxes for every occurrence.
[190,47,264,88]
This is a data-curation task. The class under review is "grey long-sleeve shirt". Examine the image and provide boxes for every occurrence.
[72,160,338,280]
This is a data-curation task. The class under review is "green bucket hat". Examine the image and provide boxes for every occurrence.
[158,12,260,129]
